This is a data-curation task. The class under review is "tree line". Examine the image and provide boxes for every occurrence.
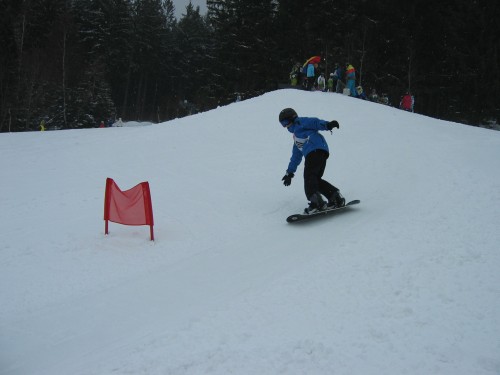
[1,0,498,132]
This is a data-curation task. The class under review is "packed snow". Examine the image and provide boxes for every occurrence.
[1,89,500,374]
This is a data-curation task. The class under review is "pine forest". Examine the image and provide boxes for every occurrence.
[0,0,498,132]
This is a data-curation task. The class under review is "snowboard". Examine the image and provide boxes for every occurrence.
[286,199,360,223]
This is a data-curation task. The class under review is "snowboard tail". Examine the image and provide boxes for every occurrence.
[286,199,360,223]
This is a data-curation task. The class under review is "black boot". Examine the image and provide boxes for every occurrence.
[304,192,327,214]
[328,190,345,208]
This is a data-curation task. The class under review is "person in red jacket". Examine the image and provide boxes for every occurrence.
[400,92,413,112]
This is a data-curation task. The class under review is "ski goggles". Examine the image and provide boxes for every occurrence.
[280,119,292,127]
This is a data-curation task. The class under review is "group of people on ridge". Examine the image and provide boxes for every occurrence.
[290,61,361,97]
[289,59,415,112]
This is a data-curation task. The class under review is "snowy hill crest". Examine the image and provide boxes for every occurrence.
[1,90,500,374]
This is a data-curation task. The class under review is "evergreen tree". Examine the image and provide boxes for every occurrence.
[4,0,74,131]
[207,0,279,103]
[69,0,116,127]
[0,0,21,131]
[129,0,172,120]
[1,0,498,131]
[102,0,135,119]
[175,4,212,110]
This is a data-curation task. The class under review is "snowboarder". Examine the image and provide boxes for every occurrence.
[279,107,345,214]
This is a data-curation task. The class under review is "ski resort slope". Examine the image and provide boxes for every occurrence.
[1,89,499,374]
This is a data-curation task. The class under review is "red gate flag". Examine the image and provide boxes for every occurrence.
[104,178,154,241]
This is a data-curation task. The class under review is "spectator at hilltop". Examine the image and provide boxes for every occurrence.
[345,63,357,96]
[400,92,414,112]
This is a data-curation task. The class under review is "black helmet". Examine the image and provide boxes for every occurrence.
[279,108,297,126]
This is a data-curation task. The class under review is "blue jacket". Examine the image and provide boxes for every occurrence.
[306,64,315,78]
[286,117,330,174]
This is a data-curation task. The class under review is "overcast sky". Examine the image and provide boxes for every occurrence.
[172,0,207,20]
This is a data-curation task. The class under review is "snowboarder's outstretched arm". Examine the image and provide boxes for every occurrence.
[285,144,303,176]
[299,117,340,132]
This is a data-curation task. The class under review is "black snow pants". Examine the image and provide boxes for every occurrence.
[303,149,338,201]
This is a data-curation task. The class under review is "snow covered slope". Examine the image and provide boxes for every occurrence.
[1,89,500,374]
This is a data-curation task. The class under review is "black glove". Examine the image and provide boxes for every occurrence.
[326,120,340,130]
[282,172,294,186]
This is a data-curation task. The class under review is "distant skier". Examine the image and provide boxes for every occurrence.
[279,107,345,214]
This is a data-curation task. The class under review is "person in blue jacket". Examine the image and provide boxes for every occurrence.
[306,63,317,91]
[279,108,345,214]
